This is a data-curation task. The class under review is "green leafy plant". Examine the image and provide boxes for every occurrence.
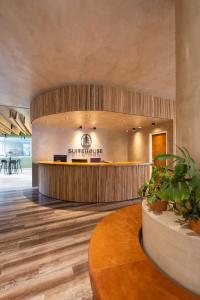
[139,166,168,205]
[154,146,200,221]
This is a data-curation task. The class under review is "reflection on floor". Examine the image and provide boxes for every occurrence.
[0,168,32,191]
[0,188,138,300]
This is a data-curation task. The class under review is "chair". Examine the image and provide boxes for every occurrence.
[0,159,7,174]
[72,159,88,163]
[17,159,22,173]
[90,157,101,163]
[10,160,18,174]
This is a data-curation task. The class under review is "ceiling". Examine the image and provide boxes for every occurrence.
[33,111,169,131]
[0,106,31,136]
[0,0,175,109]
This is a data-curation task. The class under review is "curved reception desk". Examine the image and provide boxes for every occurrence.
[38,161,150,203]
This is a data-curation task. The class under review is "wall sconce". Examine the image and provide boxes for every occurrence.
[93,127,96,130]
[152,122,156,126]
[132,128,136,131]
[137,126,142,129]
[79,126,83,130]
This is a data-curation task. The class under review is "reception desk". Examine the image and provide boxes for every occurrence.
[38,161,150,203]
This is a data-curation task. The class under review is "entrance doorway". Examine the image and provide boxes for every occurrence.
[151,132,167,167]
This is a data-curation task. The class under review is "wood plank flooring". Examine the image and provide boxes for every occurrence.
[0,188,138,300]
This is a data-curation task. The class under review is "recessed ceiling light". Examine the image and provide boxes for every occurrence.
[138,126,142,129]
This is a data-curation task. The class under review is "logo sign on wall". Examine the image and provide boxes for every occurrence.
[81,134,92,149]
[68,133,103,155]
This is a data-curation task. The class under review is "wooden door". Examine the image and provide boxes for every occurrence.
[152,133,166,167]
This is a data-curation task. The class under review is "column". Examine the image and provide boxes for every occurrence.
[176,0,200,163]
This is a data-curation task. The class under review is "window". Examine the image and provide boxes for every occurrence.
[0,141,3,156]
[0,137,32,157]
[23,143,31,156]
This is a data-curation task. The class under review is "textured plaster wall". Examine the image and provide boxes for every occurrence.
[32,124,128,163]
[128,121,173,162]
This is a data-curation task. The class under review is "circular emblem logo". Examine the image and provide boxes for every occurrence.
[81,134,92,149]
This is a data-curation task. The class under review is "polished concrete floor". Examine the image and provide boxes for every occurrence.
[0,169,32,191]
[0,188,137,300]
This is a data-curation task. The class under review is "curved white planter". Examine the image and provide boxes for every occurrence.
[142,200,200,296]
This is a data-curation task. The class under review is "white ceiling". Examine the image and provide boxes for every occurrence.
[0,0,175,108]
[33,111,169,131]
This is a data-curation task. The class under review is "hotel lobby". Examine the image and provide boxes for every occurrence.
[0,0,199,299]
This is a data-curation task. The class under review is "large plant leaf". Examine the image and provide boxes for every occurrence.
[187,159,198,177]
[195,189,200,201]
[148,194,156,205]
[171,182,190,202]
[190,175,200,200]
[154,153,183,161]
[157,186,171,201]
[190,175,200,188]
[158,181,190,202]
[178,182,190,201]
[174,163,187,177]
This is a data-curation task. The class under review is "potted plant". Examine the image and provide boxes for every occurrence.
[154,146,200,234]
[180,199,200,234]
[139,166,168,212]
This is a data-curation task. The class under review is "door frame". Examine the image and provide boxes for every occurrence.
[149,131,167,164]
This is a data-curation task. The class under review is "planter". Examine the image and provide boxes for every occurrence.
[142,200,200,295]
[189,219,200,234]
[148,199,168,212]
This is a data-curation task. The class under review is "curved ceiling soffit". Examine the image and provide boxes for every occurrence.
[31,83,175,123]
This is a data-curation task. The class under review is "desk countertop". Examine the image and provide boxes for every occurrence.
[37,161,151,167]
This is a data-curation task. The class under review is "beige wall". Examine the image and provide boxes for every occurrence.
[128,121,173,162]
[32,124,128,162]
[33,121,173,164]
[176,0,200,164]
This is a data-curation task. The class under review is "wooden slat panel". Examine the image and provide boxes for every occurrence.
[31,84,175,122]
[38,164,150,203]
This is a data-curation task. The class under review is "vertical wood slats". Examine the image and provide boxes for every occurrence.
[38,164,150,203]
[31,84,175,122]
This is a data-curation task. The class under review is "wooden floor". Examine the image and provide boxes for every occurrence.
[0,188,137,300]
